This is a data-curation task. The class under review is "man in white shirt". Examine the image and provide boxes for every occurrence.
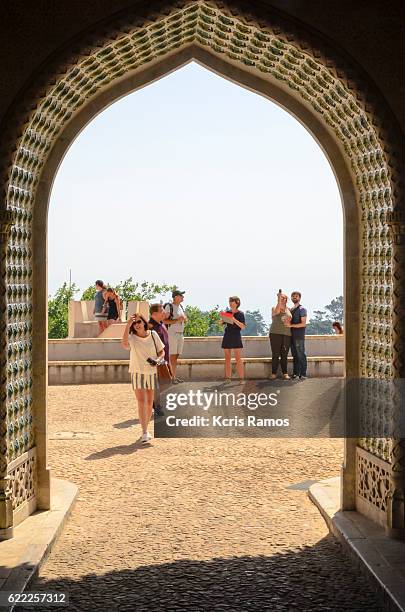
[164,290,187,383]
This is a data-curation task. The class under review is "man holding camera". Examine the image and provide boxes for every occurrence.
[164,290,187,383]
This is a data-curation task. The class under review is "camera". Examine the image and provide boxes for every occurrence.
[147,357,165,366]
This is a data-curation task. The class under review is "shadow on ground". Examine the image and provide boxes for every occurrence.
[113,418,139,429]
[15,536,383,611]
[84,438,151,460]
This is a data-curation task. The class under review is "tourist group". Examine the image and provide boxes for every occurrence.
[92,281,335,444]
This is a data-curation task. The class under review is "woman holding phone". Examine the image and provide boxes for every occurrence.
[122,314,165,444]
[269,290,292,379]
[220,296,246,381]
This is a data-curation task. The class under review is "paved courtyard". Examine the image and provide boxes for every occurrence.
[22,384,382,611]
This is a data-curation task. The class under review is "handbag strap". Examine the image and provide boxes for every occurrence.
[150,330,158,357]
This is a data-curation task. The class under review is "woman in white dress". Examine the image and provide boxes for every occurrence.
[122,314,165,443]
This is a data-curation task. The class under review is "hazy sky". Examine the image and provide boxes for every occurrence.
[49,62,343,322]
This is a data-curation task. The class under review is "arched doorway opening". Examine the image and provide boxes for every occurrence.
[48,59,344,342]
[0,0,399,539]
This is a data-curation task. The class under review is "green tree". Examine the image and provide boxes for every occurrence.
[242,310,268,336]
[184,306,222,337]
[325,295,343,323]
[206,308,222,336]
[306,310,332,335]
[115,278,176,302]
[188,307,269,337]
[306,296,344,335]
[81,278,176,302]
[48,282,79,339]
[81,284,99,301]
[81,278,177,319]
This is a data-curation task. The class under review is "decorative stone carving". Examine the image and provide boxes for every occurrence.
[0,209,16,531]
[386,212,405,537]
[0,210,15,236]
[357,448,390,514]
[9,452,36,512]
[0,0,402,529]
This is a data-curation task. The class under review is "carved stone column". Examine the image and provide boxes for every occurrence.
[0,210,15,538]
[387,210,405,538]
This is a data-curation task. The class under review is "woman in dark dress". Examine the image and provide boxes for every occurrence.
[105,287,122,326]
[220,296,246,381]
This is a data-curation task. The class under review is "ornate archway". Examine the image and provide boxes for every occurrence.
[0,0,404,538]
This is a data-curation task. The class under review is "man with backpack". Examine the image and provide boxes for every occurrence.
[164,290,187,383]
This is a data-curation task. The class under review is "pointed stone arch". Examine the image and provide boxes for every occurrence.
[0,0,404,538]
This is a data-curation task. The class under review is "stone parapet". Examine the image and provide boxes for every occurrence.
[49,335,344,362]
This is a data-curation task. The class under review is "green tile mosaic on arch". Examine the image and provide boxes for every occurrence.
[5,1,393,463]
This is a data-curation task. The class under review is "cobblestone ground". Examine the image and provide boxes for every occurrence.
[23,384,382,611]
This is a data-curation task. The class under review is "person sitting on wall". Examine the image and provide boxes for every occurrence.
[332,321,344,334]
[105,287,122,326]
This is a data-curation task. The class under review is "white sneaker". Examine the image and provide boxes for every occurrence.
[141,432,152,444]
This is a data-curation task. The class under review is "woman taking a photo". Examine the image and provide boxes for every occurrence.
[269,291,292,380]
[122,314,165,444]
[220,296,246,381]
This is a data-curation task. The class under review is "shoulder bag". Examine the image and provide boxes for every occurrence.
[151,331,172,384]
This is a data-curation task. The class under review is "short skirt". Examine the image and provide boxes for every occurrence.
[131,372,157,390]
[221,332,243,350]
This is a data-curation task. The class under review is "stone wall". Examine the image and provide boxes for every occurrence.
[47,335,344,384]
[49,335,344,361]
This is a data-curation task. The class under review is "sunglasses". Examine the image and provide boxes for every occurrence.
[133,320,143,325]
